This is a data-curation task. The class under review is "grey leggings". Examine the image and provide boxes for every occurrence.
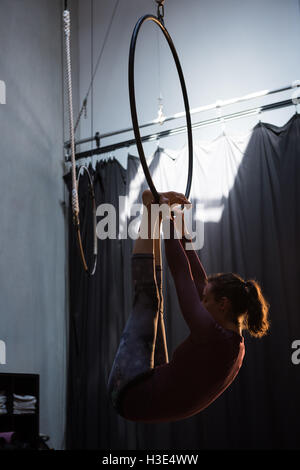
[107,253,168,414]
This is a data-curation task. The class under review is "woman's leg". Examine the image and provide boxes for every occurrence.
[107,191,161,414]
[152,190,190,367]
[133,191,169,366]
[153,215,169,366]
[107,190,188,415]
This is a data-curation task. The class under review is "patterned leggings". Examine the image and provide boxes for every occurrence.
[107,253,168,417]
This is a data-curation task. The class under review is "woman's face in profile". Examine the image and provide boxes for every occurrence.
[202,282,231,322]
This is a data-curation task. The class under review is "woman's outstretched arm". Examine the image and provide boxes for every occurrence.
[180,237,207,300]
[162,217,215,337]
[173,208,208,300]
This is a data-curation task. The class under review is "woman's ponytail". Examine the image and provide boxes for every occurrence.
[208,273,270,338]
[244,279,270,338]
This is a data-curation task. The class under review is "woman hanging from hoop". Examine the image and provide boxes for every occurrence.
[107,190,270,423]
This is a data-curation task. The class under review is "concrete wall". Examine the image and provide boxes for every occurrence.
[76,0,300,167]
[0,0,74,449]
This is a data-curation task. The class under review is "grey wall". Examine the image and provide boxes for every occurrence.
[76,0,300,167]
[0,0,72,449]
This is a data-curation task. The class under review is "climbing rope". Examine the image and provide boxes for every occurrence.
[63,9,79,225]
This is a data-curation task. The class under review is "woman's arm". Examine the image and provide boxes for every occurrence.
[162,217,215,336]
[180,237,207,300]
[173,208,208,300]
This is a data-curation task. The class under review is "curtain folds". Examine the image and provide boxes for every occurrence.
[64,114,300,450]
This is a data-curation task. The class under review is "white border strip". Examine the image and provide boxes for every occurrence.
[0,80,6,104]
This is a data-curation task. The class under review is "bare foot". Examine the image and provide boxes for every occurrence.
[142,189,155,206]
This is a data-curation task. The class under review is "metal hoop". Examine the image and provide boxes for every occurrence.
[129,14,193,203]
[75,166,98,276]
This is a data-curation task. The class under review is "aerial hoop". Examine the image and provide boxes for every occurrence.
[128,14,193,203]
[75,166,98,276]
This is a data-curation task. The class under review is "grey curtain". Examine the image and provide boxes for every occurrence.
[64,113,300,450]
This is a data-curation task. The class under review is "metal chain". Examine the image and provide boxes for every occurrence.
[155,0,165,23]
[63,10,80,225]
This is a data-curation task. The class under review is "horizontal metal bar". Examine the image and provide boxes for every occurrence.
[64,82,299,149]
[66,98,295,162]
